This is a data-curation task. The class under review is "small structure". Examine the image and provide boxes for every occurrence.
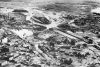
[8,12,27,22]
[12,9,28,13]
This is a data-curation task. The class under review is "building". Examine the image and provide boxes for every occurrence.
[12,9,28,13]
[8,12,27,22]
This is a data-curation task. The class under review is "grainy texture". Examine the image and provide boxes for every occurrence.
[0,0,100,67]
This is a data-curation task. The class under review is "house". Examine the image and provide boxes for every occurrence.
[8,12,27,22]
[12,9,28,13]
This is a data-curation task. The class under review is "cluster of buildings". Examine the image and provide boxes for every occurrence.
[0,8,29,23]
[8,9,28,22]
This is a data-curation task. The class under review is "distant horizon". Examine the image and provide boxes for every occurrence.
[0,0,99,8]
[0,0,99,3]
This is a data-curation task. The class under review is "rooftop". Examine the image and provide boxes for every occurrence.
[12,9,28,13]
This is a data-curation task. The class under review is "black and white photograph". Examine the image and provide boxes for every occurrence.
[0,0,100,67]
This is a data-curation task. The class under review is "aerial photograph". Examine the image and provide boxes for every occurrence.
[0,0,100,67]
